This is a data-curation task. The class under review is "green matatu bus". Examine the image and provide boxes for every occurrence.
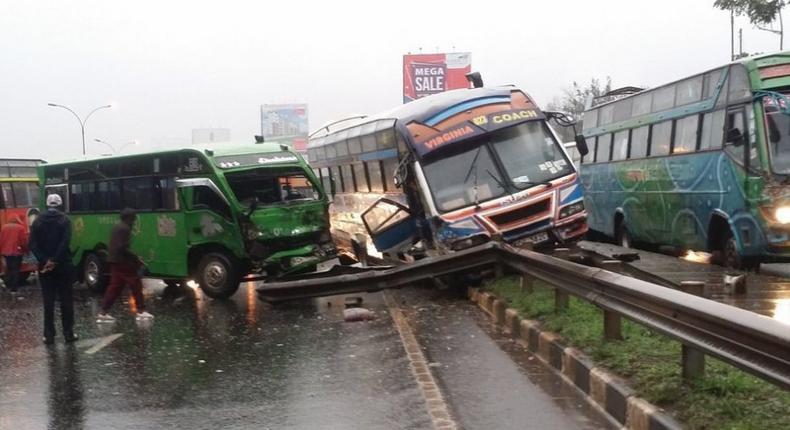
[580,51,790,270]
[39,140,336,298]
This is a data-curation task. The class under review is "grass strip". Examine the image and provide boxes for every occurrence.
[487,276,790,430]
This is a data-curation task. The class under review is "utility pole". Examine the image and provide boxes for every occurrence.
[731,11,735,61]
[739,28,743,58]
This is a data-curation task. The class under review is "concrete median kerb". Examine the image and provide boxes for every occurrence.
[468,287,681,430]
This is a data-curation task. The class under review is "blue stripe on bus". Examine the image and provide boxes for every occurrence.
[424,96,511,126]
[359,148,398,161]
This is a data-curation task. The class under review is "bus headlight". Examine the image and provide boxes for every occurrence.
[776,206,790,224]
[559,201,585,219]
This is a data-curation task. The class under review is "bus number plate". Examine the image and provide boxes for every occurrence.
[515,231,549,247]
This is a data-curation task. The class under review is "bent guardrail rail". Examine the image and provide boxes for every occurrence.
[257,241,790,390]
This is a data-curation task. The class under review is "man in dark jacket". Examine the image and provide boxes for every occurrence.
[97,208,153,322]
[29,194,76,344]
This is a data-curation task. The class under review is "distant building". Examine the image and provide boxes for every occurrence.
[192,128,231,145]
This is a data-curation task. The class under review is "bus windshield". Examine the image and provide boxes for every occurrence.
[491,122,572,189]
[225,168,320,208]
[423,145,507,212]
[764,97,790,174]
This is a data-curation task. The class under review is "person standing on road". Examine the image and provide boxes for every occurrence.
[29,194,77,344]
[0,215,28,293]
[96,208,153,322]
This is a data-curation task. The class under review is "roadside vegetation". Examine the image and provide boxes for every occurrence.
[486,276,790,430]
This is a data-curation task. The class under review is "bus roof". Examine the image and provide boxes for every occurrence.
[42,140,297,167]
[310,86,524,139]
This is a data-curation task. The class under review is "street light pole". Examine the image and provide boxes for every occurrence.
[47,103,112,156]
[94,138,138,155]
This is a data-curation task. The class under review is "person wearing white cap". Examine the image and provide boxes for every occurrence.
[29,193,77,345]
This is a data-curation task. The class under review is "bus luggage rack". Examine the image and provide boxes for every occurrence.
[257,242,790,390]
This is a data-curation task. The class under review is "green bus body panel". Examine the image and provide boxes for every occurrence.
[41,142,333,279]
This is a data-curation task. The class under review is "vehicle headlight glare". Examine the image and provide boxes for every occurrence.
[775,206,790,224]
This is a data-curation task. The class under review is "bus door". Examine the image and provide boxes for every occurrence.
[361,198,419,253]
[177,179,239,248]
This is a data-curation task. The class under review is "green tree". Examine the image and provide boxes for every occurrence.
[547,78,612,141]
[714,0,785,25]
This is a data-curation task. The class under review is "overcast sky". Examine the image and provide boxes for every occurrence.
[0,0,786,160]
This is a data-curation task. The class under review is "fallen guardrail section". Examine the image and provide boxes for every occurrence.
[257,241,790,390]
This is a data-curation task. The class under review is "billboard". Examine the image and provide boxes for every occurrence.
[403,52,471,103]
[261,104,309,152]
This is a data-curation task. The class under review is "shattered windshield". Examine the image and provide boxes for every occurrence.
[422,144,506,212]
[491,122,572,189]
[225,168,320,208]
[764,95,790,174]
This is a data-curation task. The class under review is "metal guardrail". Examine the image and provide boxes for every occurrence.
[257,241,790,390]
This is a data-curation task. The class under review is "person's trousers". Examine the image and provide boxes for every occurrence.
[40,271,75,339]
[101,263,145,313]
[3,255,22,290]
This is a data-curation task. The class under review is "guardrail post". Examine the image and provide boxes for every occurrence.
[495,263,505,279]
[603,310,622,341]
[554,289,569,312]
[682,345,705,382]
[519,274,534,293]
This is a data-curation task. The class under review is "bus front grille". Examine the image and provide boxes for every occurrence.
[487,198,551,228]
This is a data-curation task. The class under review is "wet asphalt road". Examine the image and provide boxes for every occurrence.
[0,279,612,429]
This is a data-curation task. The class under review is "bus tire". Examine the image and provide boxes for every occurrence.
[83,252,109,292]
[615,222,632,249]
[196,252,240,299]
[722,231,742,270]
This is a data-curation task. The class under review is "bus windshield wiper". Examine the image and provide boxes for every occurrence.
[513,179,553,189]
[463,146,483,208]
[486,169,507,191]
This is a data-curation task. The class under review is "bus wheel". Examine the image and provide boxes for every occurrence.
[722,231,743,270]
[616,223,632,249]
[83,253,108,292]
[196,252,240,299]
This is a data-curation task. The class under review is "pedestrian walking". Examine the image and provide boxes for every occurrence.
[96,208,153,322]
[29,194,77,345]
[0,215,28,293]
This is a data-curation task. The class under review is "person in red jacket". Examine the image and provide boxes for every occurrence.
[0,215,28,293]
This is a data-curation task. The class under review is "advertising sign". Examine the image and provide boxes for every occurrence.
[261,104,309,152]
[403,52,471,103]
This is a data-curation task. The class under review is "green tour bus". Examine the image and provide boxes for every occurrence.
[40,139,336,298]
[580,51,790,270]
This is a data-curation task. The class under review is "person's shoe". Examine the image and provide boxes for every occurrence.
[64,333,79,343]
[43,336,55,345]
[135,311,154,320]
[96,313,116,323]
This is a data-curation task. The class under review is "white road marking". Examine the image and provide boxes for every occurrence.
[84,333,124,355]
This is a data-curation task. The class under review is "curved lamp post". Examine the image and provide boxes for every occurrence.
[47,103,112,156]
[94,138,137,155]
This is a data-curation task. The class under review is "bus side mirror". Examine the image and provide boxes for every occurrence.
[726,127,745,146]
[575,134,590,156]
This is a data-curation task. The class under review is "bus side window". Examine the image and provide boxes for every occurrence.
[191,185,231,220]
[650,121,672,157]
[700,110,725,151]
[630,126,650,158]
[367,161,384,193]
[1,183,14,208]
[725,108,747,164]
[595,134,612,163]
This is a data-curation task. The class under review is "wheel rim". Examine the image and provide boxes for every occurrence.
[85,260,99,286]
[203,260,228,291]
